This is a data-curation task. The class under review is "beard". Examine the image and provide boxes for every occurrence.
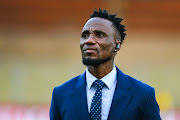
[82,57,111,66]
[82,49,114,66]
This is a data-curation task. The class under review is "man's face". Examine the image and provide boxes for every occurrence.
[80,17,116,66]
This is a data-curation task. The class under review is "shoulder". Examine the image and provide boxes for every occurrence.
[116,66,153,93]
[121,74,161,119]
[127,75,156,104]
[53,74,82,96]
[128,75,153,92]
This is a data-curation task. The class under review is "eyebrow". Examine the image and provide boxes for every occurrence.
[81,30,89,34]
[81,30,107,35]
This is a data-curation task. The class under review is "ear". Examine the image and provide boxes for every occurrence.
[115,39,121,51]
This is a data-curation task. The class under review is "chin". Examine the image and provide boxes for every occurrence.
[82,57,111,66]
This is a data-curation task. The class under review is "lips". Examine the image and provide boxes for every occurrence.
[83,47,97,53]
[85,48,95,51]
[85,49,96,53]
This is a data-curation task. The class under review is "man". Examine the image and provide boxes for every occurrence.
[50,9,161,120]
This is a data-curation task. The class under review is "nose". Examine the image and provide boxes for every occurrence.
[85,34,96,45]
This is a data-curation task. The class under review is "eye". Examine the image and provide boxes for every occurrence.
[81,31,89,39]
[96,31,105,38]
[81,34,88,38]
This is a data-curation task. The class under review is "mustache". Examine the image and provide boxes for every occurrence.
[82,46,99,52]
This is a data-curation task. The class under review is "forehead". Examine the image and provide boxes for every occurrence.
[82,17,114,34]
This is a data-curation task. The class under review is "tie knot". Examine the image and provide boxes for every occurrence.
[93,79,105,89]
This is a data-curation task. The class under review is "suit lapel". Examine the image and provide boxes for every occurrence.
[71,72,90,120]
[70,67,133,120]
[108,67,133,120]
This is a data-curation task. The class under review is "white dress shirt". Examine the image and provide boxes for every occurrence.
[86,66,117,120]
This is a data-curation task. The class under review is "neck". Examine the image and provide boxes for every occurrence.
[87,60,114,79]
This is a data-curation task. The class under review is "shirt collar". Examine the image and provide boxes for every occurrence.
[86,66,117,90]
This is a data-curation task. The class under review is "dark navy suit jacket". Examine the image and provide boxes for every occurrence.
[50,67,161,120]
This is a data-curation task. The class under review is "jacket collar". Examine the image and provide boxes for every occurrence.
[115,66,132,91]
[74,66,132,91]
[72,66,132,120]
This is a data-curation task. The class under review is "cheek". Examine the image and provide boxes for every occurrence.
[80,39,84,50]
[100,43,114,55]
[100,40,115,51]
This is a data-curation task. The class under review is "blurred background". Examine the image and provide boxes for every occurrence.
[0,0,180,119]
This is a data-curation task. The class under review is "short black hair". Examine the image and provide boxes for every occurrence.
[90,8,126,43]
